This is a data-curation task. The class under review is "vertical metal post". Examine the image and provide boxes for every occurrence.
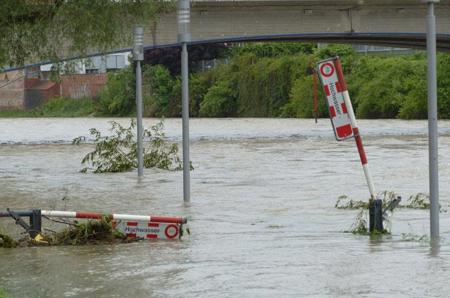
[424,0,440,239]
[29,209,42,238]
[178,0,191,203]
[134,26,144,177]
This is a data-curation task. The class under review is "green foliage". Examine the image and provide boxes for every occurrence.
[0,231,18,248]
[0,288,9,298]
[231,42,315,58]
[144,65,180,117]
[234,54,310,116]
[0,0,172,68]
[92,43,450,120]
[281,76,327,118]
[200,79,237,117]
[99,66,136,116]
[46,217,120,245]
[349,55,427,119]
[73,120,186,173]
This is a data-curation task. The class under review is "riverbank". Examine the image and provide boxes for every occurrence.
[0,97,96,118]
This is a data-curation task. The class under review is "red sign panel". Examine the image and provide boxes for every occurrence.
[317,58,353,141]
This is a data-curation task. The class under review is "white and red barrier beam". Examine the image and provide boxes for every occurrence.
[41,210,187,224]
[317,57,376,199]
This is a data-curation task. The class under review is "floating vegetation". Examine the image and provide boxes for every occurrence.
[349,210,369,234]
[335,191,399,210]
[335,195,369,210]
[0,232,18,248]
[401,233,430,243]
[0,217,133,248]
[73,120,192,173]
[404,193,430,209]
[345,211,390,235]
[335,191,446,212]
[43,217,125,246]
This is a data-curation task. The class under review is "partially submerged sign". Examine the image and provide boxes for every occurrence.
[0,209,187,242]
[114,220,182,240]
[317,58,353,141]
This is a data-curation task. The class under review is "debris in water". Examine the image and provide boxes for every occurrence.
[335,195,369,210]
[0,217,135,248]
[401,233,430,243]
[405,193,430,209]
[42,217,127,246]
[0,231,18,248]
[349,210,369,234]
[346,210,390,236]
[335,191,445,212]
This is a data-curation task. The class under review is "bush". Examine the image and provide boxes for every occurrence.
[199,79,238,117]
[281,76,327,118]
[98,66,135,116]
[144,65,177,117]
[231,42,315,57]
[73,120,187,173]
[93,43,450,120]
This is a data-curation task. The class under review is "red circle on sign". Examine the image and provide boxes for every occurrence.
[164,224,179,239]
[320,62,335,77]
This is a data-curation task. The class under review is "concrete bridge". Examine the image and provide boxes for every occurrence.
[144,0,450,47]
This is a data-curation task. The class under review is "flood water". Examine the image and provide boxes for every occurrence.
[1,118,450,298]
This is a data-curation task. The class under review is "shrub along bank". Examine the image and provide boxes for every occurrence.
[96,43,450,119]
[3,43,449,119]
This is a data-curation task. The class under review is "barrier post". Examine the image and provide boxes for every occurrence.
[29,209,42,238]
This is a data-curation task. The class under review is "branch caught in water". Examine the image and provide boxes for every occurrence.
[73,120,193,173]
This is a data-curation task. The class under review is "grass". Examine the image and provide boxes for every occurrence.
[0,97,96,117]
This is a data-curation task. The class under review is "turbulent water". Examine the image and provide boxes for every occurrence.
[1,118,450,298]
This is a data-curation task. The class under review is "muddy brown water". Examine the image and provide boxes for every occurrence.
[1,118,450,298]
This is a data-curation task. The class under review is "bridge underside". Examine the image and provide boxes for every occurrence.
[145,0,450,47]
[173,33,450,52]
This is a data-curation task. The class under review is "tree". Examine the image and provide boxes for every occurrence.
[0,0,172,68]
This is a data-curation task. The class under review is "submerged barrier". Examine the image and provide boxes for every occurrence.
[0,209,187,241]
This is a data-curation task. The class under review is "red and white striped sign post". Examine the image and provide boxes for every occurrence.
[317,57,376,199]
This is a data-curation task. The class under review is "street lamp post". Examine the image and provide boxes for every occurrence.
[423,0,440,239]
[134,26,144,177]
[178,0,191,203]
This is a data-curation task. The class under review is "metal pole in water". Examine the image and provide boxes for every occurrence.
[424,0,440,239]
[134,26,144,177]
[178,0,191,203]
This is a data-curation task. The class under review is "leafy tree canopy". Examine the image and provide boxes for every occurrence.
[0,0,172,68]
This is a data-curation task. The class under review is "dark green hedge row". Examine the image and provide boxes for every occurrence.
[98,44,450,119]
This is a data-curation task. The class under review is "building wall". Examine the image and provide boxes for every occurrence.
[60,74,107,99]
[0,70,25,109]
[0,72,108,110]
